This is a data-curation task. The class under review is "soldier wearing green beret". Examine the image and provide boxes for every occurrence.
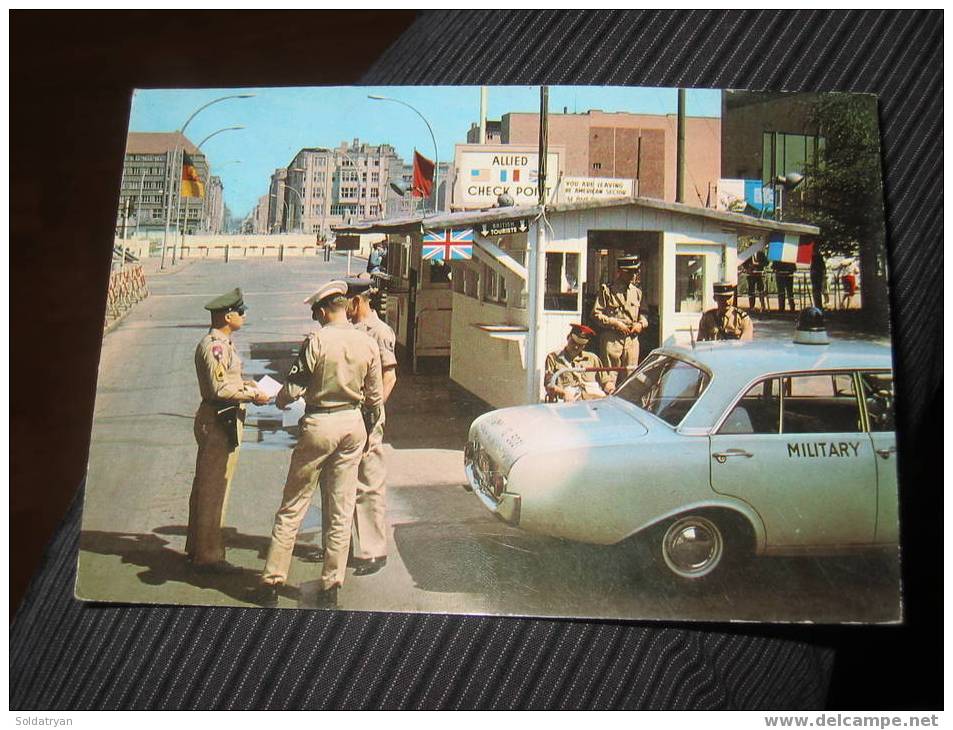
[187,288,271,573]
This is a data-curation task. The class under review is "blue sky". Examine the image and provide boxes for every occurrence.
[129,86,721,217]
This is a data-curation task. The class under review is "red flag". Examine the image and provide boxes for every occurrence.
[796,239,814,265]
[411,150,434,198]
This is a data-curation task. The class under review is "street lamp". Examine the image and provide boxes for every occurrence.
[172,125,246,258]
[161,93,255,269]
[367,94,440,212]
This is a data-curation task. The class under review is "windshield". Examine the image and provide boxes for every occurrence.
[614,354,711,426]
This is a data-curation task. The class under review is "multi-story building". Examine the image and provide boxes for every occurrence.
[467,110,721,207]
[465,120,503,144]
[116,132,210,239]
[268,167,289,233]
[204,175,225,234]
[270,140,404,237]
[251,194,270,234]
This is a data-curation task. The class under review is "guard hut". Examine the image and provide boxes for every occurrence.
[333,197,818,408]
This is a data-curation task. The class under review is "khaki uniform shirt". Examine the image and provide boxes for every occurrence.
[355,311,397,371]
[697,306,754,341]
[544,349,610,397]
[280,322,383,409]
[591,281,648,334]
[195,329,256,405]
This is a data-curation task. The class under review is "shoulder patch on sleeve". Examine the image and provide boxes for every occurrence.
[211,343,224,361]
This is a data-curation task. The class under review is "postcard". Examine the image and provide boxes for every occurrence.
[77,85,900,623]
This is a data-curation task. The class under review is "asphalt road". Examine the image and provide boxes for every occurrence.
[77,256,900,623]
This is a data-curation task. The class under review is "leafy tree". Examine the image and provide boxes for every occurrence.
[798,93,889,321]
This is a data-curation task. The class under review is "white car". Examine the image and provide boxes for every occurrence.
[464,334,898,580]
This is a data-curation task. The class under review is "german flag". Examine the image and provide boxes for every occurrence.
[181,152,205,198]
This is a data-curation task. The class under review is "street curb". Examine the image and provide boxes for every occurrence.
[103,295,148,336]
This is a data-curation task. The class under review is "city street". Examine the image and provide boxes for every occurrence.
[77,256,899,623]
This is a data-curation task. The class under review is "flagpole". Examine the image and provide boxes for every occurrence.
[368,95,439,212]
[525,85,549,404]
[158,94,254,269]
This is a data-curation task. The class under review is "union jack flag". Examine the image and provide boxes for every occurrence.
[422,228,474,261]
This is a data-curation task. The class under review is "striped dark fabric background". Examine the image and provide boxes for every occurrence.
[11,10,942,710]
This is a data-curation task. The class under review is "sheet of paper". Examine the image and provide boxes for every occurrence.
[256,375,283,399]
[282,399,305,427]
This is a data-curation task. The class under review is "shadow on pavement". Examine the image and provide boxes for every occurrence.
[79,528,308,605]
[391,485,901,622]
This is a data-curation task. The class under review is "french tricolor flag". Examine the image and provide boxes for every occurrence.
[767,234,814,264]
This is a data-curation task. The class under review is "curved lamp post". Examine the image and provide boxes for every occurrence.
[367,94,440,212]
[161,93,255,268]
[172,125,246,258]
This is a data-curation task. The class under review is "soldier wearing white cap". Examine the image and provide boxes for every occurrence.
[253,280,383,608]
[591,255,649,388]
[188,288,271,572]
[698,282,754,341]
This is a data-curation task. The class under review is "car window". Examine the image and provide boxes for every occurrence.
[615,354,711,426]
[719,378,780,434]
[781,373,862,434]
[861,371,895,432]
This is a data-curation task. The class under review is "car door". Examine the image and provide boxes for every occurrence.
[709,372,878,549]
[861,370,899,544]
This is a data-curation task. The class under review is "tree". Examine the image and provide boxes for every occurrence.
[799,93,890,322]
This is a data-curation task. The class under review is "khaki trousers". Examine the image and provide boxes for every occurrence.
[600,333,640,387]
[263,410,365,591]
[186,403,243,564]
[352,408,387,560]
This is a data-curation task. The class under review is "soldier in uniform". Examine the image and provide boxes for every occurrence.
[253,281,383,608]
[697,282,754,341]
[187,288,271,572]
[344,277,397,576]
[591,255,649,388]
[741,248,769,311]
[544,324,614,402]
[773,260,797,312]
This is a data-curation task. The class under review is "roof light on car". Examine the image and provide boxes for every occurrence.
[793,306,830,345]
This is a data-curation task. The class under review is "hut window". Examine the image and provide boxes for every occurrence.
[544,252,580,311]
[675,254,705,313]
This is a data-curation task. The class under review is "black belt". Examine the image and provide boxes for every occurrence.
[305,403,360,415]
[202,399,241,409]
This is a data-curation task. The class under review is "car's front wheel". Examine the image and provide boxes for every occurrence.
[659,514,726,580]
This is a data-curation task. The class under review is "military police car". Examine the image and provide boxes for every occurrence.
[464,316,898,580]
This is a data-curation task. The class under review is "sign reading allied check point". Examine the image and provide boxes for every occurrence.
[559,176,634,204]
[479,219,530,237]
[422,228,474,261]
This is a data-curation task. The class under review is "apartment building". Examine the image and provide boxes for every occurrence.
[272,139,404,237]
[116,132,210,239]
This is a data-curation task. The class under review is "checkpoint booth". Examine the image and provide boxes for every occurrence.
[333,197,818,408]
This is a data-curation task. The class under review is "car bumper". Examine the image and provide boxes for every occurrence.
[465,463,522,526]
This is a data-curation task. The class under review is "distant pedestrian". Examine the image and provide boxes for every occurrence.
[366,243,385,274]
[187,288,271,573]
[741,249,769,311]
[810,249,827,309]
[840,262,859,309]
[772,261,797,312]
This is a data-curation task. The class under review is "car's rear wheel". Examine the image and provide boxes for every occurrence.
[659,514,726,580]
